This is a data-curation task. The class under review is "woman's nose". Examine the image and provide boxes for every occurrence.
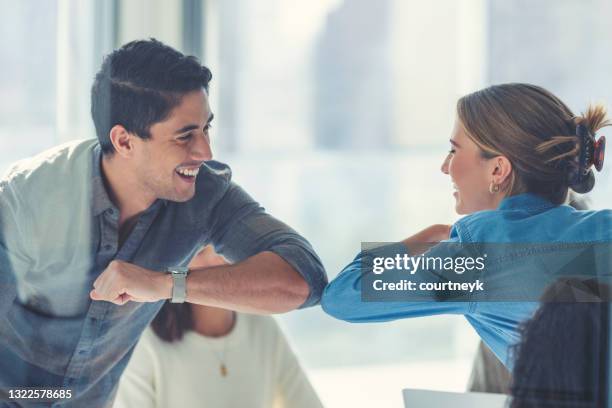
[440,154,450,174]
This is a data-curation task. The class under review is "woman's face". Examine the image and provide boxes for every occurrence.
[441,119,503,214]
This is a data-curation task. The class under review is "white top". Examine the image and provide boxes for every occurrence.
[113,313,324,408]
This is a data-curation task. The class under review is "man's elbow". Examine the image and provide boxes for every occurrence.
[292,276,311,305]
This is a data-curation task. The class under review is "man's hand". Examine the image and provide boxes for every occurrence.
[90,260,172,305]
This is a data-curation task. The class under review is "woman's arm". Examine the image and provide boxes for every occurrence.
[321,224,471,322]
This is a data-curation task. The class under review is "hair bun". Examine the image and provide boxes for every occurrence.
[569,170,595,193]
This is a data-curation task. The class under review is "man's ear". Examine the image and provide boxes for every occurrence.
[491,156,513,187]
[108,125,135,157]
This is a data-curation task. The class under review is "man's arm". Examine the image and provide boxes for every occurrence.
[204,176,327,309]
[91,173,327,313]
[90,251,309,313]
[185,251,309,313]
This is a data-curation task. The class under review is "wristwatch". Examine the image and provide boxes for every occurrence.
[167,266,189,303]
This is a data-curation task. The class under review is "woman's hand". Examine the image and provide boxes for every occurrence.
[401,224,452,255]
[190,245,230,268]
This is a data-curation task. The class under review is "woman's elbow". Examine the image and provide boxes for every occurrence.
[320,280,357,321]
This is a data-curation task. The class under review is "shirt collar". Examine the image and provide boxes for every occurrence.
[90,143,168,217]
[91,143,115,217]
[497,193,556,212]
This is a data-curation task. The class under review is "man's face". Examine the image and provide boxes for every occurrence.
[132,89,214,202]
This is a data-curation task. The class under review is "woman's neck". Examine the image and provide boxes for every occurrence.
[190,304,236,337]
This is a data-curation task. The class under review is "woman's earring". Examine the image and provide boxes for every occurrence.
[489,181,500,194]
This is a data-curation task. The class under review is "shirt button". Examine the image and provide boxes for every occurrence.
[107,209,114,215]
[104,244,113,251]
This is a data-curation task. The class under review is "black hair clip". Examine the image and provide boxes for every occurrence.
[593,135,606,171]
[576,124,606,174]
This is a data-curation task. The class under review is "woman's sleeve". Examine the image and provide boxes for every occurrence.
[321,237,472,323]
[113,333,158,408]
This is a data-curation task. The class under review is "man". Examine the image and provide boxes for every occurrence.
[0,39,326,407]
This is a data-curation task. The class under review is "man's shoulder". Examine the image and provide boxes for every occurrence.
[0,140,97,223]
[2,139,98,193]
[186,160,234,207]
[196,160,233,190]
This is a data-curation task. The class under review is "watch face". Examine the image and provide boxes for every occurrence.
[168,266,189,274]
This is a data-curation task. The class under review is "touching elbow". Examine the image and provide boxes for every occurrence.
[320,283,350,321]
[292,276,310,304]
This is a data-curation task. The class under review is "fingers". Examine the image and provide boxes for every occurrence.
[90,261,126,304]
[90,288,131,305]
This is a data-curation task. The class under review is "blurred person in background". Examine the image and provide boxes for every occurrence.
[509,278,609,408]
[322,83,611,370]
[114,245,324,408]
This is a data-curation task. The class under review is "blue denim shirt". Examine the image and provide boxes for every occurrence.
[0,139,326,407]
[322,193,612,368]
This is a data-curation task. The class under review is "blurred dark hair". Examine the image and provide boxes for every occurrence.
[91,38,212,155]
[151,302,193,342]
[510,278,610,408]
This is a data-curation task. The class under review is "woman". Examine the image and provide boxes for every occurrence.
[321,83,611,368]
[510,278,609,407]
[114,246,324,408]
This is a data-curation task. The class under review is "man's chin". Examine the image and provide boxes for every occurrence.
[175,190,196,202]
[163,187,196,203]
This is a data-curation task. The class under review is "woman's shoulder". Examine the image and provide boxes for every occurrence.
[451,209,500,241]
[453,204,612,243]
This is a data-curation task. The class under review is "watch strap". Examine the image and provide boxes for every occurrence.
[168,266,189,303]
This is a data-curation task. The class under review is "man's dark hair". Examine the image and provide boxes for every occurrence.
[91,38,212,155]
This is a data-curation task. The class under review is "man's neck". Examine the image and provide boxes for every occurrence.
[101,156,156,227]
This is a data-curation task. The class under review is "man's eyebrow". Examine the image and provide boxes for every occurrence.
[174,124,199,135]
[450,139,460,147]
[173,113,215,135]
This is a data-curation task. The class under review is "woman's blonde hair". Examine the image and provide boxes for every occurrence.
[457,83,610,204]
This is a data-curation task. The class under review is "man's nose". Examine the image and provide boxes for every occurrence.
[192,133,213,161]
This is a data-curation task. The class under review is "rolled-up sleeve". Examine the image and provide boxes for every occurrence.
[208,181,327,308]
[322,241,470,322]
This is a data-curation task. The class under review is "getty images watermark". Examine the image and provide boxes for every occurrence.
[371,251,486,293]
[359,242,611,302]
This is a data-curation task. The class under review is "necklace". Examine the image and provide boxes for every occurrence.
[213,341,228,377]
[204,312,236,377]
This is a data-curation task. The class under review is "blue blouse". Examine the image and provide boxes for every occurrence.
[322,193,612,367]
